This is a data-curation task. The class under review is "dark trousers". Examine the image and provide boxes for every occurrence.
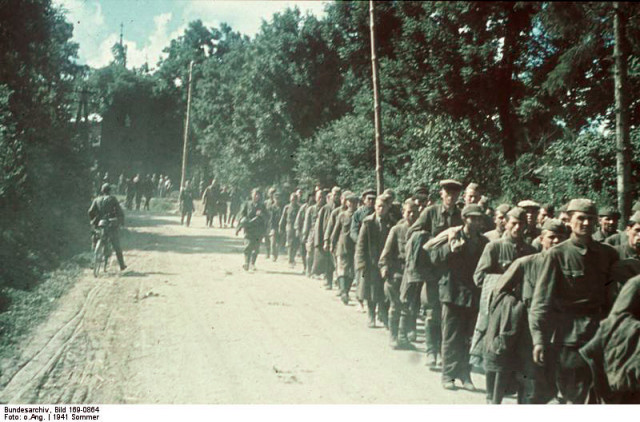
[300,242,308,271]
[441,303,476,382]
[244,236,261,266]
[384,276,402,337]
[181,211,192,226]
[287,234,299,264]
[549,345,592,404]
[269,232,279,260]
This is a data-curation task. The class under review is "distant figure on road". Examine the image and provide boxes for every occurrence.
[179,181,195,227]
[202,179,219,228]
[237,188,267,271]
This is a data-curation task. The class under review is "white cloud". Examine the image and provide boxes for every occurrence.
[54,0,109,65]
[55,0,329,69]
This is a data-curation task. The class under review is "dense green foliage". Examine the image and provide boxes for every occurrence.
[3,1,640,290]
[0,0,89,289]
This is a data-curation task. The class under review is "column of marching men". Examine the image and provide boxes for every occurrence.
[233,181,640,404]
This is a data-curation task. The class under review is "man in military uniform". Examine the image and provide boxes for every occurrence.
[268,191,284,262]
[611,211,640,285]
[383,188,403,225]
[350,189,377,311]
[557,204,571,230]
[407,179,463,367]
[202,179,219,228]
[487,219,569,404]
[263,187,277,259]
[518,200,541,245]
[530,199,619,404]
[325,189,350,293]
[428,204,488,391]
[179,181,195,227]
[279,192,300,268]
[484,203,511,242]
[379,199,419,348]
[472,207,537,375]
[537,203,555,228]
[331,192,359,305]
[303,189,326,277]
[593,206,620,242]
[88,183,127,271]
[295,192,315,274]
[314,186,341,289]
[237,188,268,271]
[355,195,393,328]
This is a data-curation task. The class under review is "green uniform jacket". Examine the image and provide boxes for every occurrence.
[350,205,373,243]
[474,237,538,289]
[355,214,392,302]
[430,229,488,308]
[407,203,462,241]
[378,219,410,280]
[239,200,267,239]
[529,237,619,347]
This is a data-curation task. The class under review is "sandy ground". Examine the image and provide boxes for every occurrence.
[0,209,490,404]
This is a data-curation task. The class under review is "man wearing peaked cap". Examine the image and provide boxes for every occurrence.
[517,200,541,246]
[406,179,464,368]
[484,203,511,242]
[529,198,619,404]
[472,206,537,389]
[428,202,488,391]
[487,218,569,404]
[593,206,621,243]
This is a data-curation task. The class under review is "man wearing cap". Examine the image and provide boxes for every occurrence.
[484,204,511,242]
[557,204,571,230]
[313,186,341,289]
[263,187,277,259]
[267,191,284,262]
[610,211,640,286]
[530,199,619,404]
[517,200,541,246]
[237,188,268,271]
[407,179,463,367]
[332,192,360,305]
[88,183,127,271]
[351,189,377,310]
[279,192,301,268]
[593,206,620,243]
[472,207,538,372]
[383,188,403,225]
[295,192,315,274]
[486,219,569,404]
[324,189,348,290]
[356,195,393,328]
[428,204,489,390]
[379,199,419,348]
[303,189,326,277]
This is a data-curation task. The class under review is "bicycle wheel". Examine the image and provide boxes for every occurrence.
[93,239,104,278]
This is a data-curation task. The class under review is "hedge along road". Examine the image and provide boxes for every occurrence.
[0,206,489,404]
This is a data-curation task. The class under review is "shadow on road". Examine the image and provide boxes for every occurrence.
[125,231,245,255]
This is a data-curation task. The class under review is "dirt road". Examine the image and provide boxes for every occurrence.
[0,210,488,404]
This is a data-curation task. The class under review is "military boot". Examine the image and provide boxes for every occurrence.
[397,315,412,349]
[389,320,399,349]
[367,304,376,328]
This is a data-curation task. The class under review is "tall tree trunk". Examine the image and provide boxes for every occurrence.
[497,5,519,163]
[370,0,384,195]
[614,2,631,225]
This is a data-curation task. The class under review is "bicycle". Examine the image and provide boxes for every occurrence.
[93,217,118,277]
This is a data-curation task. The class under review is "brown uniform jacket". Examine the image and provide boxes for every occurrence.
[529,237,619,347]
[379,219,410,280]
[331,209,355,261]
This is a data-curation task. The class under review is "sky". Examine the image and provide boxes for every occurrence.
[54,0,329,70]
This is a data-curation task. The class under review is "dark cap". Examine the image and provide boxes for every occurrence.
[507,206,528,222]
[496,203,511,214]
[462,204,485,218]
[541,218,567,234]
[517,200,540,210]
[567,198,597,216]
[361,188,376,198]
[598,206,620,218]
[439,179,463,191]
[414,186,429,196]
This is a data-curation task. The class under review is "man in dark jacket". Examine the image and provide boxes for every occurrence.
[429,204,488,391]
[355,195,393,328]
[530,199,619,404]
[279,192,300,267]
[237,188,268,271]
[379,199,418,348]
[407,179,463,367]
[88,183,127,271]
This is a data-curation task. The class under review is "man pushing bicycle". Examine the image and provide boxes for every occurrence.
[89,183,127,272]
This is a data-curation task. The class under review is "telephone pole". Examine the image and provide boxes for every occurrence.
[180,61,195,192]
[369,0,384,195]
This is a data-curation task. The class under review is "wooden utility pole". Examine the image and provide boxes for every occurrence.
[180,61,195,192]
[614,2,631,224]
[369,0,384,195]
